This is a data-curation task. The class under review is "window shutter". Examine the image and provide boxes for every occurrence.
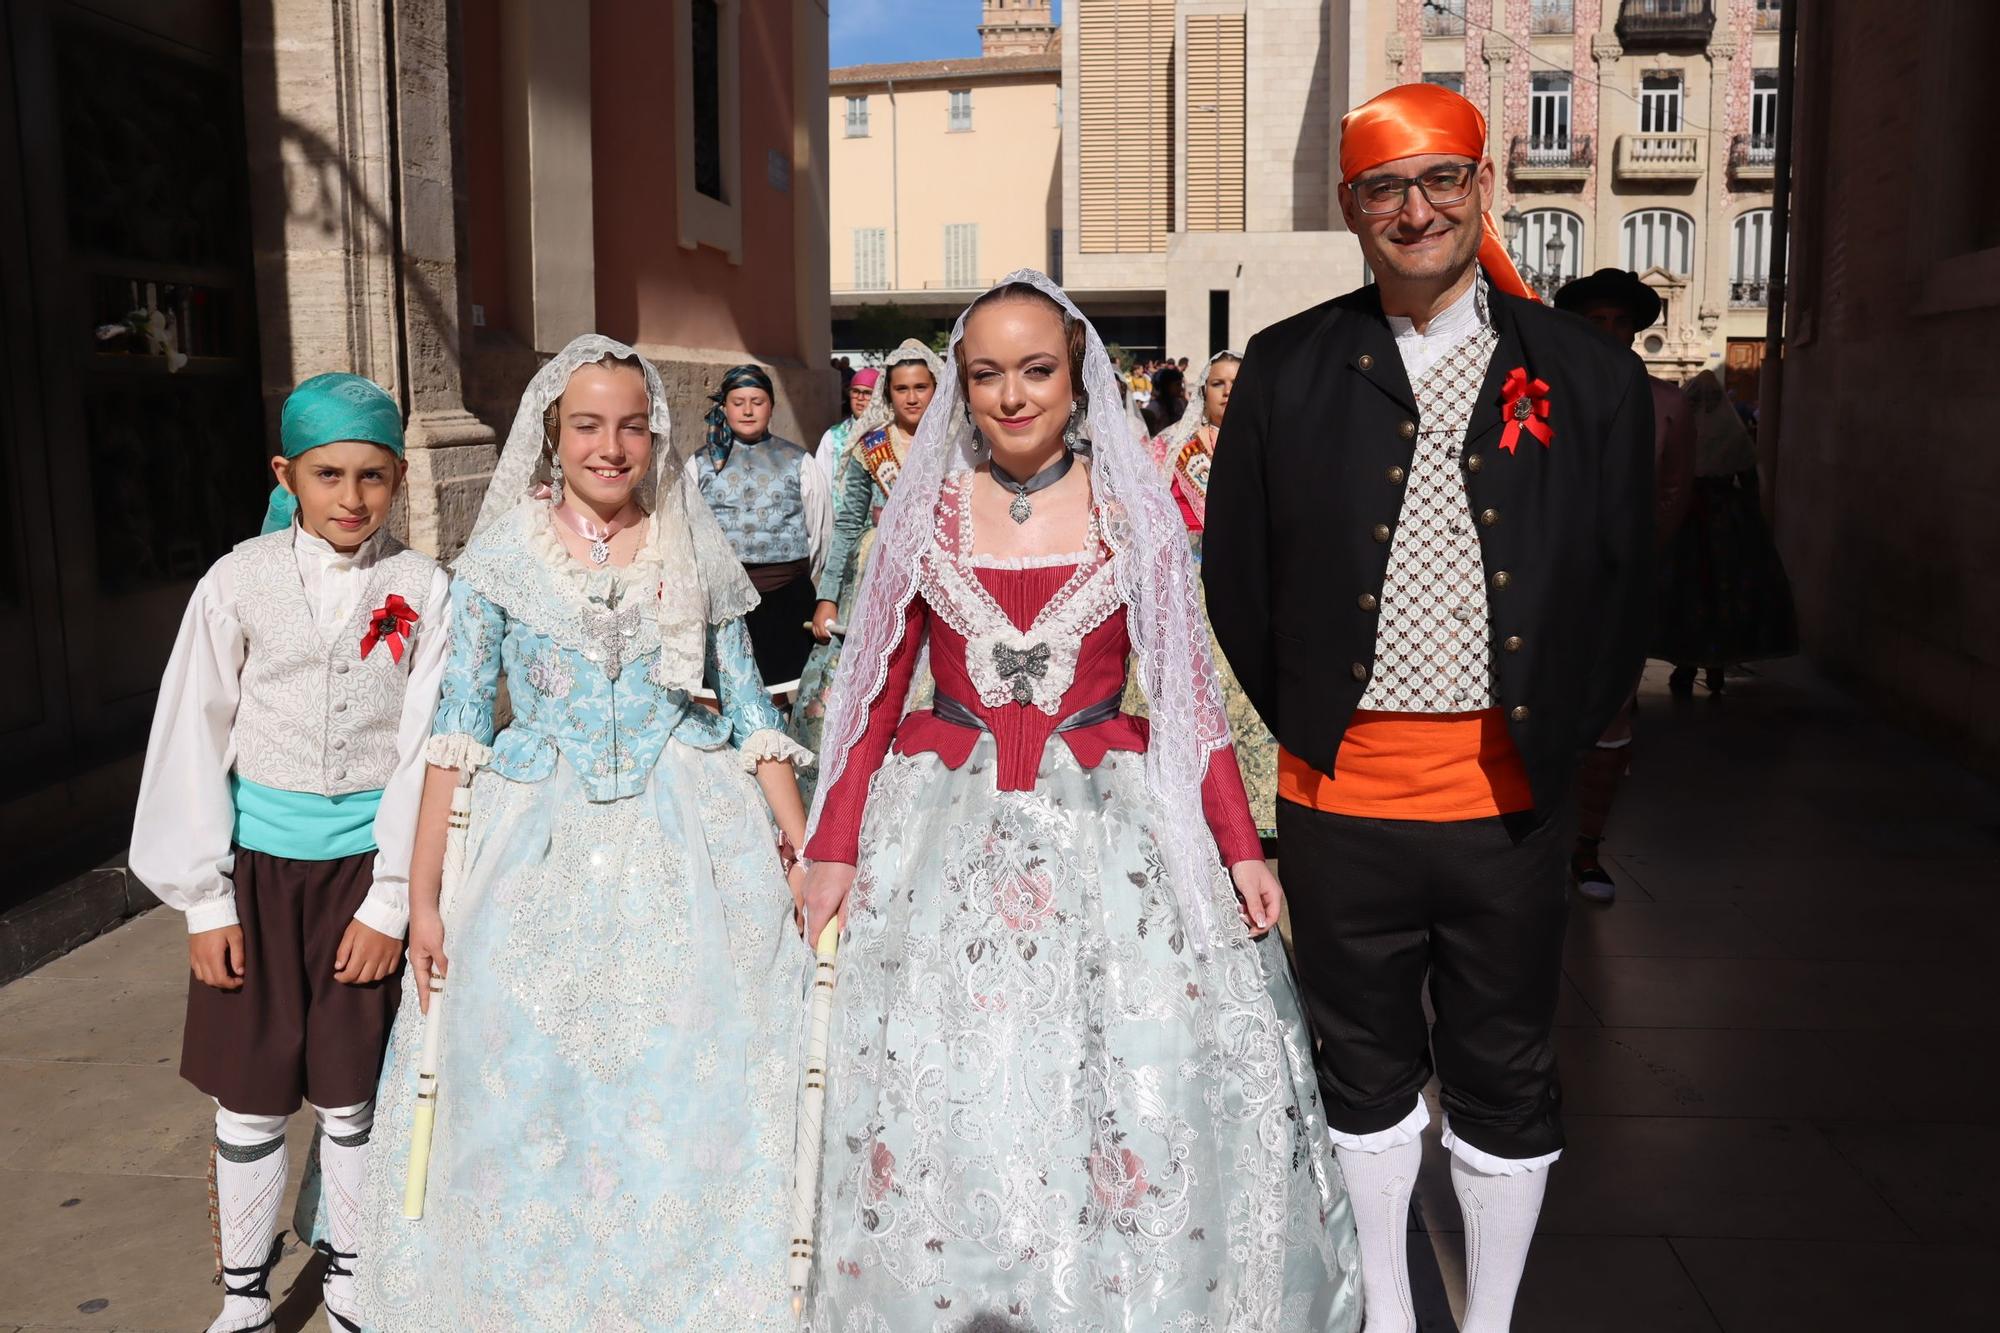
[1184,13,1245,233]
[1077,0,1175,253]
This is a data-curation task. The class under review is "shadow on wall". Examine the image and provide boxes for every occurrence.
[1291,3,1332,233]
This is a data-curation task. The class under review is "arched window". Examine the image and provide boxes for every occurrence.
[1731,209,1774,306]
[1518,209,1584,290]
[1622,209,1694,276]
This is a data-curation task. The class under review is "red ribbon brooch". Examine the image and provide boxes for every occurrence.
[1498,367,1554,455]
[360,594,419,664]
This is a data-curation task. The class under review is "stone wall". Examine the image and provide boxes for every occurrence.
[1775,0,2000,773]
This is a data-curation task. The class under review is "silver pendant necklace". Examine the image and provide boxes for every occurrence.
[990,449,1076,524]
[552,502,628,566]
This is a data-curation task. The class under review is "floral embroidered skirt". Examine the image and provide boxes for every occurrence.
[357,743,807,1330]
[806,739,1361,1332]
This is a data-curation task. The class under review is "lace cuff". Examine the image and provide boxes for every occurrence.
[738,728,814,773]
[425,733,494,773]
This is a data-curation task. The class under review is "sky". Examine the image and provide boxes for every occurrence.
[830,0,1060,68]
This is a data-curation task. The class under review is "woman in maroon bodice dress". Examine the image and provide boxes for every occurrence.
[796,272,1360,1331]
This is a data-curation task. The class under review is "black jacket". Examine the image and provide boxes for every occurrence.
[1203,283,1655,816]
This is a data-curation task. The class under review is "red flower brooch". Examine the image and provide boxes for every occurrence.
[1498,367,1553,455]
[360,594,420,664]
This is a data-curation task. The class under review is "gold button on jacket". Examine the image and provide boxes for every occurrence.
[1510,705,1530,722]
[1358,593,1378,611]
[1503,635,1523,652]
[1479,508,1500,527]
[1372,523,1391,543]
[1492,570,1512,589]
[1398,420,1416,440]
[1386,465,1406,484]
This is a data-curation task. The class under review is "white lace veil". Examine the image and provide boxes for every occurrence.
[850,338,945,443]
[807,270,1239,956]
[470,333,759,691]
[1158,348,1244,453]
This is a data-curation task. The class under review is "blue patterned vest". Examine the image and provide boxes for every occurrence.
[698,434,812,565]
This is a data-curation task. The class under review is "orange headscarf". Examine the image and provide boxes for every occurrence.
[1339,83,1536,302]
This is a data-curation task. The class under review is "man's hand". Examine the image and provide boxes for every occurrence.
[333,919,403,985]
[1229,859,1284,939]
[408,911,447,1015]
[189,925,247,990]
[810,600,840,643]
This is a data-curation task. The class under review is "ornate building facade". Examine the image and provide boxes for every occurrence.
[1374,0,1782,392]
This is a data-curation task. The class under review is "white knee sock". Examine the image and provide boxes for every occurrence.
[210,1105,289,1333]
[311,1101,373,1331]
[1334,1138,1422,1333]
[1450,1155,1550,1333]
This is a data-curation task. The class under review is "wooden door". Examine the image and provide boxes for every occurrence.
[6,0,266,779]
[1725,337,1766,406]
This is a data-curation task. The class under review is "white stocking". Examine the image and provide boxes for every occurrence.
[311,1100,373,1332]
[1451,1155,1550,1333]
[1334,1137,1422,1333]
[209,1106,289,1333]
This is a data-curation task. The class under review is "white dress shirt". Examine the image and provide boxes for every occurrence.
[798,451,833,581]
[1387,275,1489,382]
[130,524,453,937]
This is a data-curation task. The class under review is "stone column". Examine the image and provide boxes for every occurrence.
[242,0,402,432]
[394,0,499,556]
[242,0,497,558]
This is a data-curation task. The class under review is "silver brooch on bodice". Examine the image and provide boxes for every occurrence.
[993,642,1051,704]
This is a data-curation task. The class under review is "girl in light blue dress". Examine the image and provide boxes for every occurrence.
[356,336,813,1330]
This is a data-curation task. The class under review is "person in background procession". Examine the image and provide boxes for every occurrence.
[130,373,450,1333]
[698,364,832,695]
[1143,349,1281,842]
[814,367,879,485]
[789,339,943,797]
[1554,268,1696,903]
[1656,367,1798,698]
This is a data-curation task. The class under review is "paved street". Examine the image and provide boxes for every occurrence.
[0,661,1992,1330]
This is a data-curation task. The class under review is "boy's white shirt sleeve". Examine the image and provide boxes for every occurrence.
[801,453,833,581]
[356,564,455,939]
[129,561,246,935]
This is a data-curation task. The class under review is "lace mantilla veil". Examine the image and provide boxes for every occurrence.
[849,337,947,443]
[468,333,759,692]
[1158,347,1244,454]
[807,270,1240,956]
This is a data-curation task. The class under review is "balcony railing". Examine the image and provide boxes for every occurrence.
[1509,134,1594,181]
[1731,278,1769,307]
[1615,133,1703,179]
[1530,1,1576,34]
[1421,5,1467,36]
[1730,133,1777,181]
[1616,0,1716,48]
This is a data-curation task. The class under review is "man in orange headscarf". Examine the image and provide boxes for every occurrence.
[1205,82,1657,1333]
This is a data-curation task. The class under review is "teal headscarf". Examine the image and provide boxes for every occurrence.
[261,373,406,534]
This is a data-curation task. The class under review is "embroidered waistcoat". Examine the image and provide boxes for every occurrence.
[1358,325,1502,713]
[230,529,439,795]
[698,435,811,565]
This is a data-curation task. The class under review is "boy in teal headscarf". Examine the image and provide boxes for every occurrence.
[131,371,451,1333]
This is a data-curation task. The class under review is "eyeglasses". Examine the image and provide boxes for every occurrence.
[1348,161,1479,216]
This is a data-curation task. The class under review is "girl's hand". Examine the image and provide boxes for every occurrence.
[1229,859,1284,939]
[189,925,246,990]
[803,861,857,947]
[810,600,840,643]
[408,910,448,1015]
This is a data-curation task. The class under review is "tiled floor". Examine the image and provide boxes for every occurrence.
[0,660,1991,1329]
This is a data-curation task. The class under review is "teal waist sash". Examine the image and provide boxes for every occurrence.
[230,774,382,862]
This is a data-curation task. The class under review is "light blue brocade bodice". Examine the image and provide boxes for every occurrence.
[433,512,789,802]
